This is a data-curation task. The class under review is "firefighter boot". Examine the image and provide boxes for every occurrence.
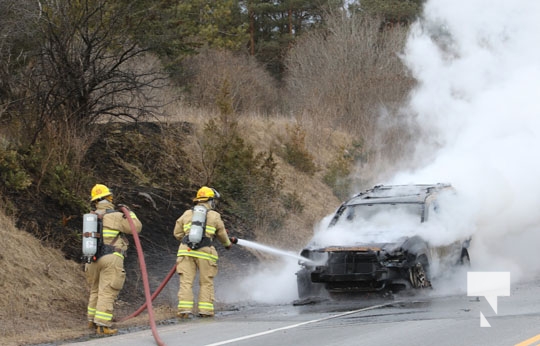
[176,312,193,319]
[96,325,118,336]
[88,321,96,329]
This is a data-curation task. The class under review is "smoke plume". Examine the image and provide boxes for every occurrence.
[390,0,540,282]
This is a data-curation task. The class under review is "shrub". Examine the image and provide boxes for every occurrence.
[0,148,32,192]
[193,84,284,233]
[323,141,365,199]
[281,123,317,176]
[203,117,283,233]
[282,191,304,214]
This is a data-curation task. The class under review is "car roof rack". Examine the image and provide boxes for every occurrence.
[347,183,452,203]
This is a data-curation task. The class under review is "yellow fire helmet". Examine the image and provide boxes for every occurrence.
[90,184,113,202]
[193,186,220,202]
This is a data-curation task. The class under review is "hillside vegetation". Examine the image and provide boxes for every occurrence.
[0,1,428,344]
[0,110,352,346]
[0,205,86,345]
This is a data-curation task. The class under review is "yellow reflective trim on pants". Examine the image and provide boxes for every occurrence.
[95,310,113,321]
[177,249,218,262]
[178,301,194,309]
[87,307,96,316]
[102,229,119,237]
[198,302,214,311]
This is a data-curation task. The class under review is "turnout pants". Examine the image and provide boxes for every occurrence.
[176,245,219,316]
[85,253,126,326]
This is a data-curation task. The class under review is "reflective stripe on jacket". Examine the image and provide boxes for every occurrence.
[95,201,142,252]
[176,247,219,262]
[182,223,217,235]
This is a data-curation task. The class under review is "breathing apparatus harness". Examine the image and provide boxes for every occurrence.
[82,208,126,263]
[181,204,212,249]
[82,212,100,263]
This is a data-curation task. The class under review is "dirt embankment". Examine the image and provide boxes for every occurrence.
[1,120,343,345]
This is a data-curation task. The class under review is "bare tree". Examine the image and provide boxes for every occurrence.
[22,0,167,145]
[183,48,280,115]
[0,0,169,200]
[284,10,418,186]
[284,11,413,137]
[0,0,38,127]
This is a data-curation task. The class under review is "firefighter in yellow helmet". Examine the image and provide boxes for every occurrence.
[173,186,235,318]
[85,184,142,335]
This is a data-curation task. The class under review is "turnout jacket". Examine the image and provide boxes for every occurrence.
[173,201,231,260]
[95,200,142,252]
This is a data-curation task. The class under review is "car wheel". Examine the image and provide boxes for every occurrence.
[296,268,323,299]
[409,256,432,289]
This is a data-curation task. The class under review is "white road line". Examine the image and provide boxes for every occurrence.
[204,302,398,346]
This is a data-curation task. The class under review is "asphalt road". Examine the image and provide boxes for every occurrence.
[63,278,540,346]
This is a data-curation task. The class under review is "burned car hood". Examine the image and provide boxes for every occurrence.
[307,235,429,256]
[314,242,398,253]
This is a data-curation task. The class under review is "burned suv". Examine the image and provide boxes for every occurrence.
[296,183,471,299]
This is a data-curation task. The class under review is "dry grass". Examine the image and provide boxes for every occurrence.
[0,206,87,345]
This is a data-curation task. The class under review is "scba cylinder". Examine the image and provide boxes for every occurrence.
[82,213,98,259]
[188,205,207,246]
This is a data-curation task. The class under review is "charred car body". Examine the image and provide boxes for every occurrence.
[296,183,471,299]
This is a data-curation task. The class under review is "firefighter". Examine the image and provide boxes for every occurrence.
[173,186,235,318]
[85,184,142,335]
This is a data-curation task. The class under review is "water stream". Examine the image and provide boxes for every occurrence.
[236,239,314,264]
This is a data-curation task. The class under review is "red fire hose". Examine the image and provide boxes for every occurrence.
[120,206,166,346]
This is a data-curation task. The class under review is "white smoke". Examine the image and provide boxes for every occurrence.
[218,258,300,304]
[390,0,540,283]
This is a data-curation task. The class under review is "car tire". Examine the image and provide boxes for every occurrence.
[409,256,431,289]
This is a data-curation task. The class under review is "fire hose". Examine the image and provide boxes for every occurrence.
[119,206,165,346]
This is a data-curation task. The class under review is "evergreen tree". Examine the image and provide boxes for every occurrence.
[118,0,248,78]
[243,0,343,78]
[349,0,425,24]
